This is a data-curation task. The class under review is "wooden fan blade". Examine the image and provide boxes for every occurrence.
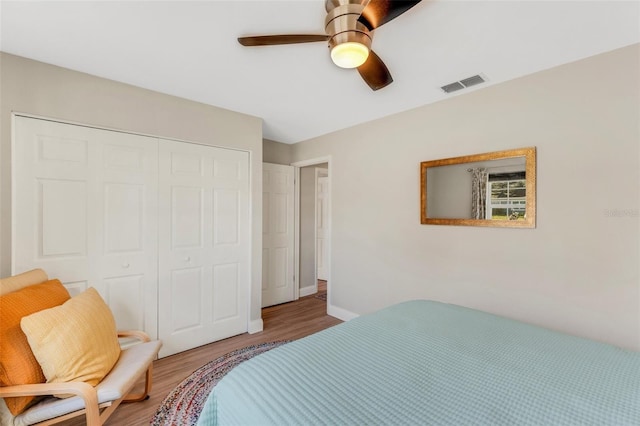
[357,50,393,91]
[238,34,329,46]
[358,0,422,30]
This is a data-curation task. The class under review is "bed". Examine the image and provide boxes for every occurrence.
[197,300,640,425]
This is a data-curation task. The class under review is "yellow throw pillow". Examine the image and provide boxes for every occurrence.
[20,287,121,391]
[0,279,70,415]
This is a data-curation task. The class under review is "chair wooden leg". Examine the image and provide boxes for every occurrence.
[98,398,123,425]
[123,365,153,403]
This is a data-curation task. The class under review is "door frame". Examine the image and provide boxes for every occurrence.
[291,156,331,310]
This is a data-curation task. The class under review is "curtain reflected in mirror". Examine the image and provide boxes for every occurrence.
[421,147,536,228]
[470,168,488,219]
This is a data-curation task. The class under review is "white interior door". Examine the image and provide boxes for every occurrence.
[158,140,250,357]
[262,163,295,307]
[12,116,159,337]
[316,172,329,281]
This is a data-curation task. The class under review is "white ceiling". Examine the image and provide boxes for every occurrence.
[1,1,638,144]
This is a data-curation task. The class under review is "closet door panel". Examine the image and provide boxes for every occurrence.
[13,117,159,337]
[94,130,159,336]
[159,140,249,357]
[39,179,88,257]
[210,150,250,330]
[104,274,146,331]
[212,263,240,321]
[170,267,205,331]
[171,186,204,248]
[213,189,239,244]
[104,183,144,252]
[13,118,97,289]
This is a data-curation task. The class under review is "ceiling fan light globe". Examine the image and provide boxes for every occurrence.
[331,42,369,68]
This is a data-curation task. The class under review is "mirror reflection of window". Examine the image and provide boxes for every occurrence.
[486,172,526,220]
[420,147,536,228]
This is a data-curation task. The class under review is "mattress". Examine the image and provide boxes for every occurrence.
[197,300,640,425]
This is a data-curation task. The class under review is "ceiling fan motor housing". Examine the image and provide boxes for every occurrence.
[324,0,372,53]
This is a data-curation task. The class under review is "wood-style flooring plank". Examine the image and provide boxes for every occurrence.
[58,286,339,425]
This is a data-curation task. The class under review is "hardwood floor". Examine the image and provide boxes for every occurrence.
[62,282,339,425]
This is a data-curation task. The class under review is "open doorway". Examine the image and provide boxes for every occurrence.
[293,158,331,308]
[316,167,329,282]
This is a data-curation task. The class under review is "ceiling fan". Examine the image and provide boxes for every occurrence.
[238,0,422,91]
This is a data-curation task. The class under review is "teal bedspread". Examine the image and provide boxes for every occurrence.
[197,300,640,425]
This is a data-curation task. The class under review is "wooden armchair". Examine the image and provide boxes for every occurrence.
[0,269,162,426]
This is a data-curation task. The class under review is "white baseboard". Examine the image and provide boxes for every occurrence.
[327,304,359,322]
[248,318,263,334]
[299,285,317,297]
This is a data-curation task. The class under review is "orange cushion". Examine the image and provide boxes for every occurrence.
[0,279,70,415]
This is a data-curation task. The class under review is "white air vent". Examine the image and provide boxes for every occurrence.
[441,74,486,93]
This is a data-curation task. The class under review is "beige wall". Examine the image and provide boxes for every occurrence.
[291,44,640,350]
[263,139,292,165]
[0,53,265,329]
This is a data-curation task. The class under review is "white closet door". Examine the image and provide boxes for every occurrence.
[158,140,249,357]
[93,129,159,337]
[262,163,295,307]
[13,118,97,292]
[12,116,159,337]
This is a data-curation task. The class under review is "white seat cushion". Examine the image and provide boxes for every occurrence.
[9,340,161,426]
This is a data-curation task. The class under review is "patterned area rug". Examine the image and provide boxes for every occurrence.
[150,341,290,426]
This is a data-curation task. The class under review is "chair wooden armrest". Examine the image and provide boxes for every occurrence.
[115,330,154,402]
[119,330,156,403]
[0,382,100,425]
[117,330,151,343]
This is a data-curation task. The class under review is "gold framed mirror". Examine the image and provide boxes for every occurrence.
[420,147,536,228]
